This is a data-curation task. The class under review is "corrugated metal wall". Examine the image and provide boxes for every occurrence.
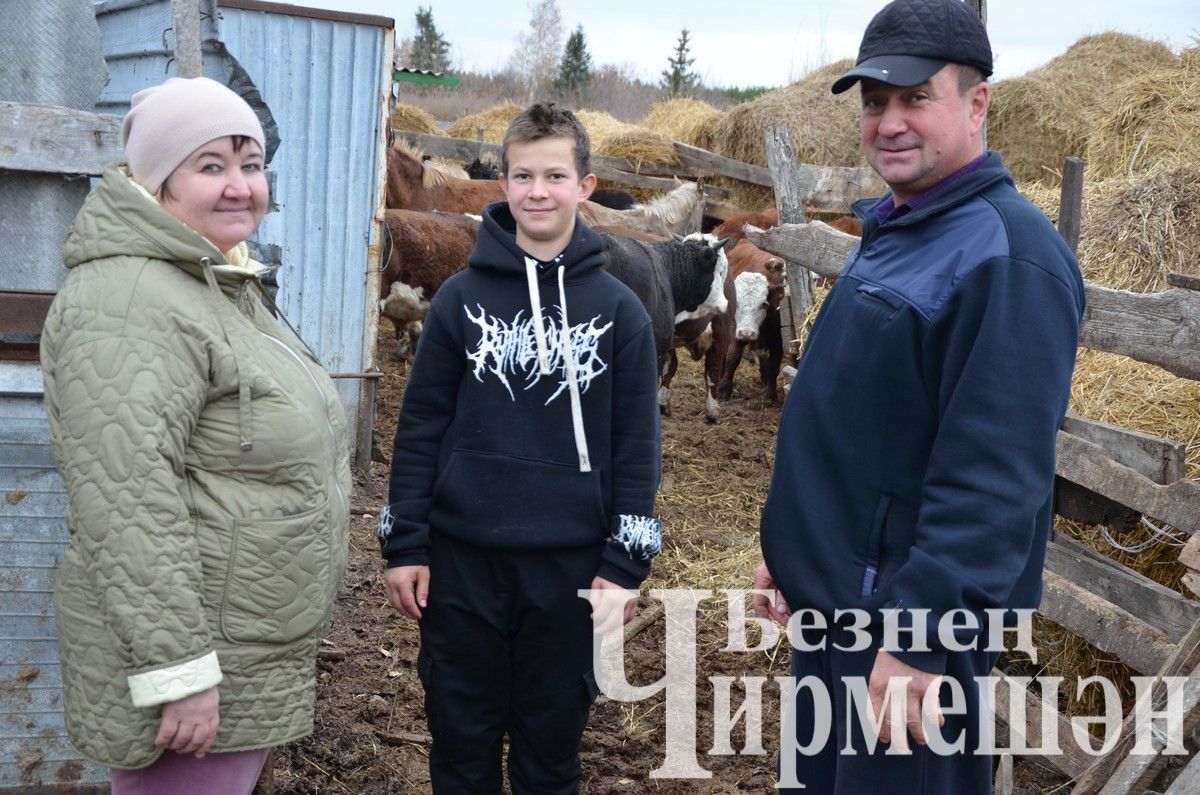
[0,365,107,790]
[217,4,390,414]
[92,0,392,436]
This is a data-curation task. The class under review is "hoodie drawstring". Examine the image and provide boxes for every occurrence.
[201,258,254,452]
[524,257,553,376]
[557,265,591,472]
[523,256,591,472]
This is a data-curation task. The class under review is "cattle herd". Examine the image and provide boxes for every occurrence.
[378,142,863,422]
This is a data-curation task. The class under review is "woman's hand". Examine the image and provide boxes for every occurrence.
[155,686,220,757]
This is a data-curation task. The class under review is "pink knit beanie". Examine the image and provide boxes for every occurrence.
[122,76,266,194]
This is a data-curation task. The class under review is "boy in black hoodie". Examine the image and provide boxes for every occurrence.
[378,103,662,794]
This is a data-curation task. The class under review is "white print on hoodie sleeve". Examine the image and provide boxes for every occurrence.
[465,304,612,403]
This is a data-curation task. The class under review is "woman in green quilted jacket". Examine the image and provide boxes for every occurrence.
[40,77,351,794]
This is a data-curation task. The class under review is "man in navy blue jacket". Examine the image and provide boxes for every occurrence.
[752,1,1085,791]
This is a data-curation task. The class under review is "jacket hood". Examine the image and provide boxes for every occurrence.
[63,165,266,292]
[470,200,607,277]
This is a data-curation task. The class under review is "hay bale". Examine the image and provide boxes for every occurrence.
[641,98,724,149]
[710,59,864,210]
[989,32,1178,184]
[389,102,440,135]
[576,110,680,168]
[446,101,522,144]
[1021,162,1200,292]
[1085,46,1200,179]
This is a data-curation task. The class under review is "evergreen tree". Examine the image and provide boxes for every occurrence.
[554,25,592,103]
[661,28,698,98]
[409,6,451,73]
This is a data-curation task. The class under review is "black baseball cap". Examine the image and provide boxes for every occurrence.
[831,0,993,94]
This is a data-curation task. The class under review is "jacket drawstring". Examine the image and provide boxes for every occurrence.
[557,265,591,473]
[524,257,553,375]
[201,257,253,451]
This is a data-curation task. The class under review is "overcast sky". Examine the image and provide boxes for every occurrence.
[284,0,1197,88]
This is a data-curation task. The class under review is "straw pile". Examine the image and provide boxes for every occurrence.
[988,32,1178,185]
[1085,46,1200,179]
[445,101,522,143]
[710,59,864,210]
[575,109,680,168]
[1021,162,1200,293]
[389,102,440,135]
[641,98,724,149]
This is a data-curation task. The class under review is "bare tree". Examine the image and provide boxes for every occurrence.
[506,0,564,101]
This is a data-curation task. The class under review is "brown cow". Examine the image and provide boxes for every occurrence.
[379,209,480,359]
[386,142,703,236]
[712,208,779,245]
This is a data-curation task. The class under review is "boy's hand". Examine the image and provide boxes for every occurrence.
[385,565,430,620]
[588,576,638,635]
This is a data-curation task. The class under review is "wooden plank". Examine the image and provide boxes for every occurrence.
[1054,478,1141,530]
[0,101,123,175]
[1041,569,1176,675]
[1095,661,1200,794]
[749,221,1200,381]
[1061,415,1185,485]
[1057,156,1084,254]
[745,220,856,281]
[672,141,774,186]
[1056,431,1200,535]
[1045,534,1200,643]
[1080,284,1200,382]
[1071,620,1200,793]
[991,670,1092,779]
[1164,748,1200,794]
[1167,272,1200,292]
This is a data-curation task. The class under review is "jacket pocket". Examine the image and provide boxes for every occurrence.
[854,283,903,321]
[429,449,607,548]
[219,499,332,645]
[860,494,891,598]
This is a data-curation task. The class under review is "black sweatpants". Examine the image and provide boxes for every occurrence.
[418,532,603,795]
[781,624,998,794]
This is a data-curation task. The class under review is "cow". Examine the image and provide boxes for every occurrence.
[379,209,480,360]
[386,142,703,236]
[713,207,863,245]
[599,233,729,374]
[711,240,788,403]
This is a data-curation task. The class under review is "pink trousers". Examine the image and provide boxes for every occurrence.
[109,748,270,795]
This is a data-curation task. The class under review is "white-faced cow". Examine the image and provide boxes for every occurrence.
[710,239,787,403]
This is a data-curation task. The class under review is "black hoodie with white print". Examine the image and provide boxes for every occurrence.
[378,201,662,587]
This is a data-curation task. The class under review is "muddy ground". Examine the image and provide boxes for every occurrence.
[269,327,1071,793]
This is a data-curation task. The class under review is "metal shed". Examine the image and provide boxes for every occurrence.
[0,1,392,789]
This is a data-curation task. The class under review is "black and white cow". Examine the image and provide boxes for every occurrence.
[600,232,730,372]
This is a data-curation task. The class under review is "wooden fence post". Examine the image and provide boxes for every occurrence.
[1058,156,1084,254]
[765,124,815,356]
[172,0,203,78]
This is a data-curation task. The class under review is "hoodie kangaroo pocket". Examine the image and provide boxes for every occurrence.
[429,449,607,548]
[220,499,332,645]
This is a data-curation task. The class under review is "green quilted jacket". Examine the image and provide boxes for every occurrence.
[40,165,351,769]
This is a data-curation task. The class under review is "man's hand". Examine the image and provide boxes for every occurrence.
[751,560,792,626]
[155,686,219,757]
[385,565,430,620]
[869,648,944,749]
[587,576,638,635]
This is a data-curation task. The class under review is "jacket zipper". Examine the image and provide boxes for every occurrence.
[861,494,891,597]
[259,331,348,520]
